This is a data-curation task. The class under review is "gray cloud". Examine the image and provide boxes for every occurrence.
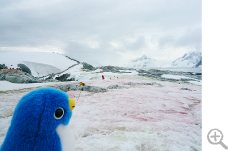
[0,0,201,65]
[158,27,201,51]
[64,41,121,66]
[124,37,146,51]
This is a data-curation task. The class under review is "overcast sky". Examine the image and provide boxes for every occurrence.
[0,0,201,66]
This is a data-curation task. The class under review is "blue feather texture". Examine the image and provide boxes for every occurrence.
[1,88,72,151]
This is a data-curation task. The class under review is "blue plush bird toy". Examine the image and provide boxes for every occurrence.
[0,88,76,151]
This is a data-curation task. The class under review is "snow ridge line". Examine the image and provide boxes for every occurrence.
[39,63,79,79]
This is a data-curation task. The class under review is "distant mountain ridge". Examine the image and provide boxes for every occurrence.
[126,55,157,69]
[0,51,202,80]
[131,55,156,62]
[172,51,202,68]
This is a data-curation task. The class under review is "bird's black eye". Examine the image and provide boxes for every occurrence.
[54,107,64,119]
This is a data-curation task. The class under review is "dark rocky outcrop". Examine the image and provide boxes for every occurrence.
[0,69,40,83]
[82,85,107,93]
[99,66,118,72]
[97,66,135,73]
[82,62,96,71]
[0,64,8,69]
[17,64,31,75]
[181,88,192,91]
[65,55,80,64]
[51,83,107,93]
[124,82,163,87]
[107,85,128,89]
[55,74,72,81]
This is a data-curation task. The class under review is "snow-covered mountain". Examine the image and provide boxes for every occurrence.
[126,55,157,69]
[172,51,202,68]
[0,52,78,77]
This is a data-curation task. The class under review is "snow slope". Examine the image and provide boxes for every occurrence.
[0,52,78,77]
[126,55,157,69]
[172,51,202,68]
[22,61,61,77]
[50,64,139,82]
[0,78,201,151]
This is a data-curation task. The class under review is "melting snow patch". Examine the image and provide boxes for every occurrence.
[188,80,202,86]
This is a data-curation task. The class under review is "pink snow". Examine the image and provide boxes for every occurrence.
[67,78,201,151]
[0,78,201,151]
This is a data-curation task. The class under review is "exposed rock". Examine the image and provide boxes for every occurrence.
[180,78,192,82]
[65,55,80,64]
[42,79,59,83]
[51,84,83,92]
[107,85,128,89]
[82,62,96,71]
[181,88,192,91]
[147,69,170,75]
[0,64,8,69]
[55,74,72,81]
[100,66,118,72]
[97,66,135,73]
[51,83,107,93]
[17,64,31,75]
[124,82,163,87]
[83,85,107,93]
[137,69,146,73]
[0,69,40,83]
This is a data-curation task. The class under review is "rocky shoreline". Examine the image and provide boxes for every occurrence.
[0,66,201,85]
[0,69,41,83]
[137,69,202,83]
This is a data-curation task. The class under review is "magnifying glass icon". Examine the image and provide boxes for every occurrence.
[207,129,228,150]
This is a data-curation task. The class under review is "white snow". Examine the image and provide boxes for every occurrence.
[172,51,202,68]
[0,52,77,77]
[0,77,201,151]
[56,124,75,151]
[188,80,202,86]
[0,81,59,91]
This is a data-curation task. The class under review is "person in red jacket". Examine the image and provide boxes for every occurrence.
[102,75,104,80]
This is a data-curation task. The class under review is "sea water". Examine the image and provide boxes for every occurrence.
[158,68,202,73]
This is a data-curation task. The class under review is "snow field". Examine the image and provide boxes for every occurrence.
[0,81,61,91]
[67,79,201,151]
[0,78,201,150]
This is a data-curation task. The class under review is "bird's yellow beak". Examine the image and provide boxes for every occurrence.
[69,98,75,111]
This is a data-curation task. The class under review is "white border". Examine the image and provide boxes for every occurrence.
[203,0,228,150]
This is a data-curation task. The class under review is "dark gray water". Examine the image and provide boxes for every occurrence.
[158,68,202,73]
